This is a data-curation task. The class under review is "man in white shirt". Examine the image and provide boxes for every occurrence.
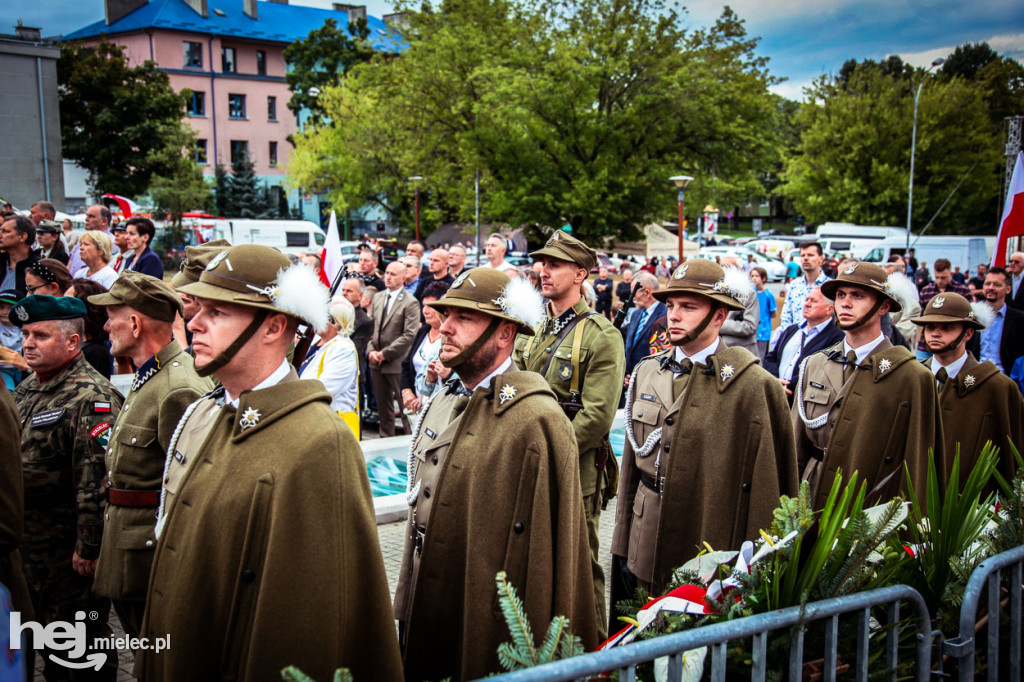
[764,287,844,394]
[779,241,830,328]
[484,234,517,273]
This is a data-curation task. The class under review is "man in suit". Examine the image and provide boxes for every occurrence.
[764,287,844,398]
[975,266,1024,375]
[622,271,667,382]
[1007,251,1024,310]
[367,260,421,436]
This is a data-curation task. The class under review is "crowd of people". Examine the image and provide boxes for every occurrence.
[2,201,1023,682]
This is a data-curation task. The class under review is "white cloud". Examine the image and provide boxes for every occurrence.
[769,79,814,100]
[896,32,1024,67]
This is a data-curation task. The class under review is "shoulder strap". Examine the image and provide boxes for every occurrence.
[539,311,599,379]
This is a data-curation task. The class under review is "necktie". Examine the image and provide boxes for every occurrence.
[383,294,392,319]
[671,359,693,401]
[842,350,858,382]
[935,367,949,390]
[631,309,650,350]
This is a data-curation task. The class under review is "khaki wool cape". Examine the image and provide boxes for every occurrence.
[0,384,32,618]
[138,378,402,682]
[611,345,800,593]
[400,370,598,682]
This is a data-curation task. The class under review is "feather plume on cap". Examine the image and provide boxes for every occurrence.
[718,266,756,306]
[273,264,331,333]
[498,276,546,330]
[970,301,995,329]
[884,272,918,312]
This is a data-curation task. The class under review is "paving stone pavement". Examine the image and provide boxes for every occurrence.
[34,500,617,680]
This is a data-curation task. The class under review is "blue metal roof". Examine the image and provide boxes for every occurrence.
[61,0,403,51]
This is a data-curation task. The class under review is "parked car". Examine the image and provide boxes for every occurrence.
[590,253,620,274]
[693,247,787,282]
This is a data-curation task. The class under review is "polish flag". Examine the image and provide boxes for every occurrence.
[320,210,343,288]
[993,151,1024,267]
[102,193,140,218]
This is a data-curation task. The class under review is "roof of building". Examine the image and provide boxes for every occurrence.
[62,0,402,51]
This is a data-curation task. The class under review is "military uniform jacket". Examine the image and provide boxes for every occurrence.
[14,353,123,587]
[139,374,402,682]
[610,345,798,592]
[927,353,1023,489]
[513,298,625,497]
[0,384,32,617]
[395,370,598,682]
[792,339,944,510]
[92,341,212,600]
[368,288,421,374]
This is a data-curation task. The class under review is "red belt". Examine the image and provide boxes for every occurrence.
[107,487,160,507]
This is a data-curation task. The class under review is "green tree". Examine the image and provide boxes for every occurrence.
[214,164,232,216]
[148,124,213,234]
[287,0,780,243]
[225,159,274,218]
[940,42,1024,128]
[780,61,1001,234]
[284,17,375,127]
[58,39,189,198]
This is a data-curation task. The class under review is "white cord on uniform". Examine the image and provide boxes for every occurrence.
[623,358,663,459]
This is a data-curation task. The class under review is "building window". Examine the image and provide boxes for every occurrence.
[195,139,208,164]
[183,41,203,68]
[267,96,277,121]
[269,141,278,167]
[222,46,236,73]
[188,91,205,116]
[228,94,246,119]
[230,140,248,165]
[256,50,266,76]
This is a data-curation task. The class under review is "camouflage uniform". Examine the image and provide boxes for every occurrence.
[15,353,122,680]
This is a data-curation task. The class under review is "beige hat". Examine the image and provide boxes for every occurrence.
[652,259,751,312]
[88,270,184,322]
[821,262,904,313]
[428,267,543,336]
[910,292,991,330]
[170,239,231,288]
[529,231,598,272]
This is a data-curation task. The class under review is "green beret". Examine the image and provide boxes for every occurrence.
[87,270,184,322]
[529,231,598,272]
[8,295,87,328]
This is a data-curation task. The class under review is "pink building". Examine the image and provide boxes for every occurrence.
[62,0,399,219]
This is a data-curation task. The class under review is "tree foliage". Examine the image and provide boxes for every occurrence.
[287,0,780,243]
[780,57,1002,234]
[58,39,189,198]
[148,125,213,232]
[284,17,375,127]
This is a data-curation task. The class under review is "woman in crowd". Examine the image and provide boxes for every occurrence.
[73,231,118,289]
[299,297,360,423]
[64,278,113,378]
[24,259,73,297]
[400,281,451,413]
[36,223,69,265]
[124,216,164,278]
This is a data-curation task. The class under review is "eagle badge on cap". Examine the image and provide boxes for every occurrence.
[499,384,517,404]
[551,232,560,241]
[932,296,945,308]
[239,407,262,430]
[673,264,689,280]
[207,251,229,271]
[964,375,976,388]
[15,306,29,322]
[451,271,471,289]
[843,263,858,275]
[878,358,892,373]
[720,364,734,381]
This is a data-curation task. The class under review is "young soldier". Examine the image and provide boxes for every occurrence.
[140,245,401,682]
[793,262,943,508]
[512,231,625,638]
[87,272,212,652]
[911,292,1022,489]
[10,295,122,678]
[611,260,798,603]
[396,267,598,681]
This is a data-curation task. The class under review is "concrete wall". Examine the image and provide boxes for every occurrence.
[0,39,65,209]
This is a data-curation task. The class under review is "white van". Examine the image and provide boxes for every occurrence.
[814,223,909,259]
[202,219,325,256]
[862,236,992,274]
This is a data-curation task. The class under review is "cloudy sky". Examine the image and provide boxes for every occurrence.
[3,0,1021,100]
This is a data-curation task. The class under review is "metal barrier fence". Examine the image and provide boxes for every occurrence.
[481,584,933,682]
[942,543,1024,682]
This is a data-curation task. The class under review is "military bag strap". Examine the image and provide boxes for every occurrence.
[569,317,587,394]
[538,311,599,379]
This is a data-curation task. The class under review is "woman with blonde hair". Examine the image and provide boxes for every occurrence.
[73,230,118,288]
[299,296,360,436]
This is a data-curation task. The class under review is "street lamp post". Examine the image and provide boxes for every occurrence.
[906,58,944,253]
[408,175,424,242]
[670,175,694,265]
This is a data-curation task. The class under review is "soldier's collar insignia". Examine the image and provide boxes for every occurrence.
[207,251,229,271]
[673,264,689,280]
[964,374,976,388]
[15,306,29,322]
[498,384,517,404]
[720,364,735,381]
[878,358,892,373]
[843,263,858,275]
[239,407,262,430]
[131,355,161,393]
[932,296,945,309]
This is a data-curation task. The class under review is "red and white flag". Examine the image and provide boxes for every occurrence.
[102,193,140,218]
[320,210,343,288]
[993,151,1024,267]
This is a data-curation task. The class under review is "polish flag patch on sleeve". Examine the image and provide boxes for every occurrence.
[93,401,112,413]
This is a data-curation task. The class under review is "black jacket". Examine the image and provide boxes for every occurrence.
[763,319,845,381]
[400,324,436,393]
[351,307,373,358]
[0,252,40,293]
[967,304,1024,374]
